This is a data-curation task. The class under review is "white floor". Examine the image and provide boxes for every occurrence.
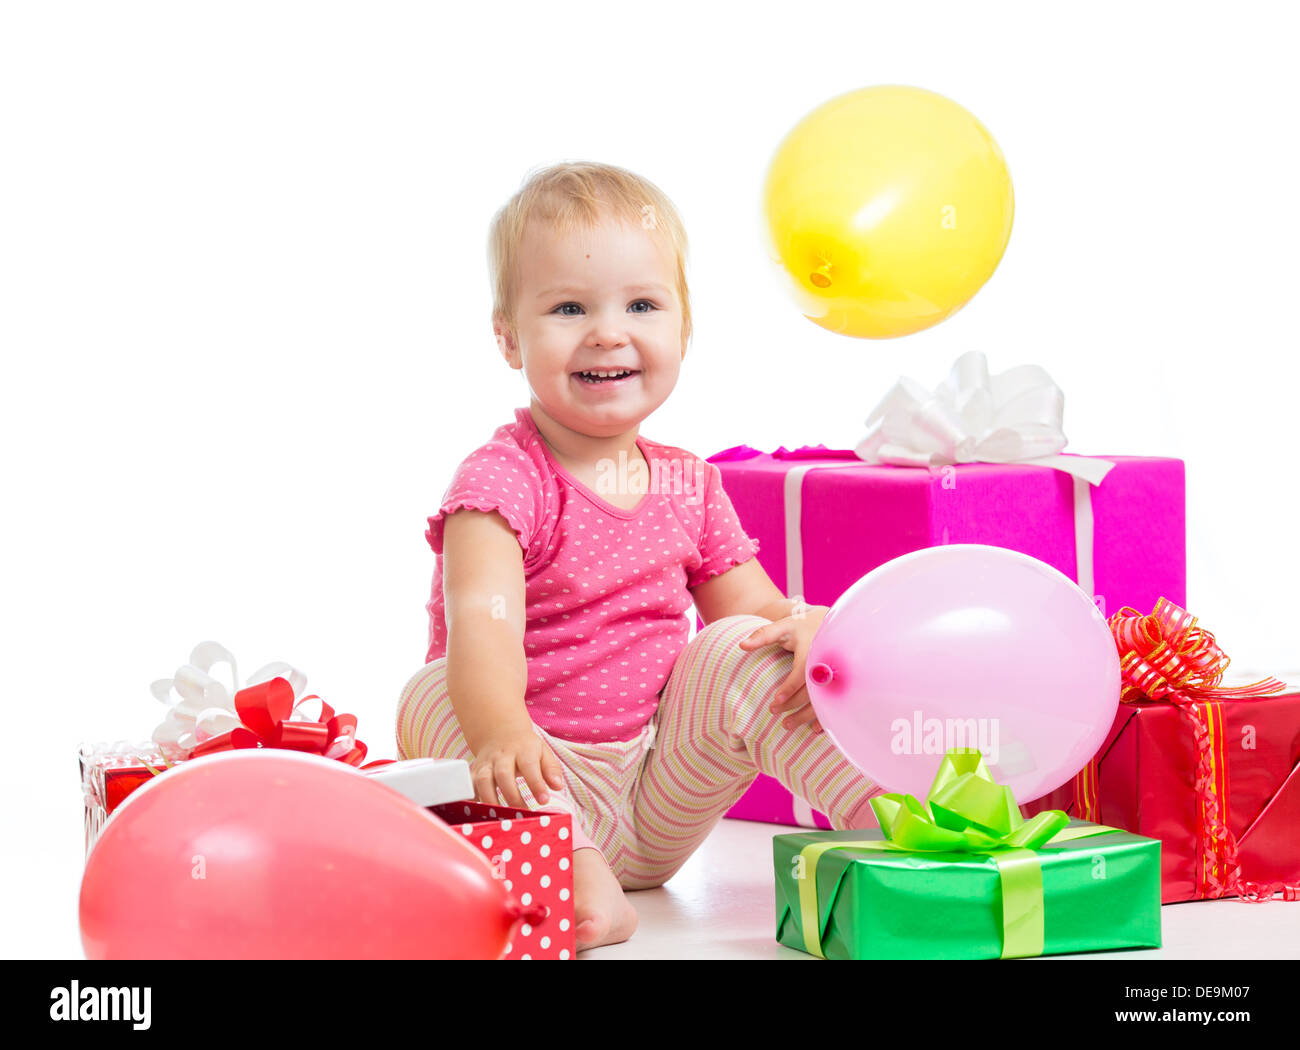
[581,817,1300,960]
[22,811,1300,960]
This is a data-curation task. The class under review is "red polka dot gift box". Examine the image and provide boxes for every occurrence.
[428,801,577,960]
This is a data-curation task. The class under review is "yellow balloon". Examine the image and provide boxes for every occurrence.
[763,85,1014,339]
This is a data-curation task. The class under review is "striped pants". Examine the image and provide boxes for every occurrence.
[396,614,884,891]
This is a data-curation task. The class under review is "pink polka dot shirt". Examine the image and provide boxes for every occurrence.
[426,407,760,744]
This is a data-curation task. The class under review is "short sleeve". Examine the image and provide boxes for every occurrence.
[686,461,760,589]
[426,442,544,560]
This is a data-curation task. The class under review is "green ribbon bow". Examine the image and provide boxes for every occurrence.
[797,749,1120,959]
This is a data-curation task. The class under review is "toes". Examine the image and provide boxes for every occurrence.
[575,913,611,951]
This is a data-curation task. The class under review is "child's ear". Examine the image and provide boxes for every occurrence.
[494,319,521,368]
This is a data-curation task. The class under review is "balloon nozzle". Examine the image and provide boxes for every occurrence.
[809,663,833,686]
[809,263,833,289]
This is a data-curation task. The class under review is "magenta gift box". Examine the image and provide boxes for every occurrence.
[708,446,1186,828]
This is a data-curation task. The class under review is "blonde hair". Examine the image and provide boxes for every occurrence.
[489,161,692,350]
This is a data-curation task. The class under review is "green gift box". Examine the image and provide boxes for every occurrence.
[774,750,1162,960]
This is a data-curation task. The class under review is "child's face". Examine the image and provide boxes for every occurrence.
[497,212,685,439]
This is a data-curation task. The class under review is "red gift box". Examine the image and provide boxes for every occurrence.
[79,744,175,857]
[1022,601,1300,904]
[1021,689,1300,903]
[429,801,576,960]
[81,672,396,857]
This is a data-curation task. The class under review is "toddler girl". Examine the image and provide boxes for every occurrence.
[396,161,882,953]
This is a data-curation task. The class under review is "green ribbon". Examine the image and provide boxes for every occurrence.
[797,749,1121,959]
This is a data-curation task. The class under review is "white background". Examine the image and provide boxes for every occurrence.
[3,1,1297,958]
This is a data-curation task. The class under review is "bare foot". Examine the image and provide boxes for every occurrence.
[572,846,638,951]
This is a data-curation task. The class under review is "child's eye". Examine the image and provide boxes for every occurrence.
[553,300,658,316]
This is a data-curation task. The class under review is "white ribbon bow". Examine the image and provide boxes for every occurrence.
[150,641,308,755]
[854,350,1114,485]
[780,351,1118,623]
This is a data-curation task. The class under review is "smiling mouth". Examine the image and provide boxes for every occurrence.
[574,369,640,384]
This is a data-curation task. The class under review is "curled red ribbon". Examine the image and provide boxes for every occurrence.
[189,677,374,767]
[1109,599,1295,903]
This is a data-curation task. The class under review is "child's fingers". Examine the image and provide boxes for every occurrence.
[516,754,552,806]
[539,745,566,791]
[770,678,808,714]
[493,756,527,809]
[782,702,821,731]
[738,619,791,650]
[472,762,500,806]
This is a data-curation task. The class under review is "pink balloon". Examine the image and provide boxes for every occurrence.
[80,750,521,959]
[806,544,1120,803]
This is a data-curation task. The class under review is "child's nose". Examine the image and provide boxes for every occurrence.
[585,318,629,348]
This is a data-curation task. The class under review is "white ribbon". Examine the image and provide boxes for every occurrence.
[783,351,1115,600]
[150,640,309,755]
[855,350,1113,483]
[791,797,819,828]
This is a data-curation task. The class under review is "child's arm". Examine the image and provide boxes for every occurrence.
[441,508,565,807]
[690,557,792,627]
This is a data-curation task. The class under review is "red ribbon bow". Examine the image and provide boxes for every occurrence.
[1109,599,1294,902]
[1111,599,1285,705]
[189,677,373,767]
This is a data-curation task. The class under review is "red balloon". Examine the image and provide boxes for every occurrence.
[80,750,519,959]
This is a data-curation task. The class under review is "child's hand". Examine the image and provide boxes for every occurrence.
[737,605,830,732]
[470,725,567,809]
